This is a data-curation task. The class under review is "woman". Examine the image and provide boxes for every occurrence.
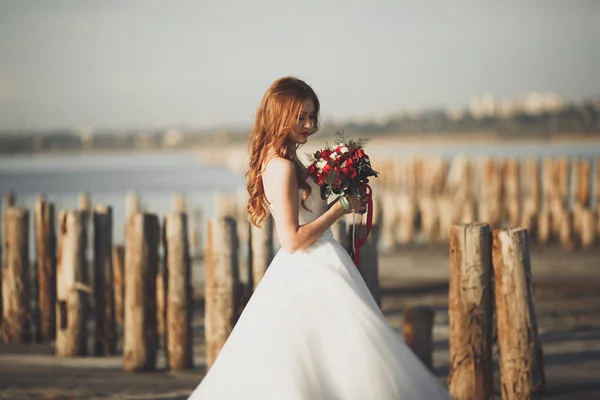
[188,77,451,399]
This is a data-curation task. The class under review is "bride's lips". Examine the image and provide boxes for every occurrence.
[300,132,309,137]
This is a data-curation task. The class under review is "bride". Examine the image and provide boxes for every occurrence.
[188,77,451,399]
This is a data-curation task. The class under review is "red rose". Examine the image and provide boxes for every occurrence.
[356,149,365,158]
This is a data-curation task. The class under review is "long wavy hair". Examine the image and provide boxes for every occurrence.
[246,76,321,228]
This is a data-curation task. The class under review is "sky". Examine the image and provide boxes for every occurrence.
[0,0,599,131]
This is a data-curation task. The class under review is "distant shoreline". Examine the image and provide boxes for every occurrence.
[1,132,598,162]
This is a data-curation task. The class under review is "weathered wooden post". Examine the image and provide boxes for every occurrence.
[204,217,240,370]
[537,211,552,244]
[250,215,273,290]
[379,190,398,251]
[35,197,56,342]
[123,213,159,372]
[164,211,193,371]
[580,208,597,247]
[1,207,31,343]
[403,306,435,370]
[348,223,380,307]
[93,204,116,355]
[112,244,125,327]
[559,211,579,250]
[172,193,187,213]
[448,222,494,399]
[575,158,591,208]
[56,210,88,357]
[504,157,521,227]
[492,228,545,399]
[419,196,440,243]
[397,194,416,244]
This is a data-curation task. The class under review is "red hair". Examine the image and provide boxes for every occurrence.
[246,76,321,228]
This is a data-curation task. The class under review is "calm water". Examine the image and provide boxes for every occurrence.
[0,150,246,252]
[1,142,599,252]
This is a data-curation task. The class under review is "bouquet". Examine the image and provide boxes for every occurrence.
[306,131,379,210]
[305,131,379,266]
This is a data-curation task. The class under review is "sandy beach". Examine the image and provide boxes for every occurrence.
[1,243,599,399]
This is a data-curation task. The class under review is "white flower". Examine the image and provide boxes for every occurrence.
[340,146,349,154]
[330,152,338,161]
[316,160,327,170]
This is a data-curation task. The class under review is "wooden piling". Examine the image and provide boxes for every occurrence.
[93,204,116,355]
[1,208,31,343]
[56,210,88,357]
[537,211,552,245]
[580,208,597,248]
[164,212,193,371]
[35,197,56,342]
[250,215,273,290]
[575,158,591,207]
[448,223,494,400]
[397,194,416,245]
[403,306,435,370]
[112,245,125,327]
[204,217,240,370]
[492,228,545,399]
[123,213,159,372]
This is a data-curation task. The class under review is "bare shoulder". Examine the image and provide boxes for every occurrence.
[262,156,296,186]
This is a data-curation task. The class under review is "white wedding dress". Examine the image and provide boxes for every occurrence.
[188,177,452,399]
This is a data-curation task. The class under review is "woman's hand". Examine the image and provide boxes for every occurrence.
[335,194,366,215]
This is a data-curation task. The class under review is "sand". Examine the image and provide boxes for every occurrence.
[1,244,599,399]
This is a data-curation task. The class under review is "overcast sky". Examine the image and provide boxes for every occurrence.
[1,0,599,131]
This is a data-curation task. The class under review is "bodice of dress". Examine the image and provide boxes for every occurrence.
[269,176,333,241]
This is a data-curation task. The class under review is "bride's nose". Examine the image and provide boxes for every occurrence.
[304,120,312,130]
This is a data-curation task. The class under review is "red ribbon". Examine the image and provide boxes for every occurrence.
[351,183,374,267]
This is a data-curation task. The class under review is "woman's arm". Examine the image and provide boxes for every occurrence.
[263,157,349,253]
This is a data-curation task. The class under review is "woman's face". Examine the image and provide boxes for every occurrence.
[288,98,316,146]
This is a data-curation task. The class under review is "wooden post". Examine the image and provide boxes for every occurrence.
[403,306,434,370]
[504,158,521,227]
[204,217,240,370]
[1,208,31,343]
[93,204,116,355]
[35,198,56,342]
[537,211,552,245]
[492,228,545,399]
[419,196,439,243]
[575,158,591,207]
[557,157,570,206]
[250,215,273,290]
[56,210,88,357]
[379,190,398,251]
[448,223,494,399]
[580,208,597,248]
[348,223,380,307]
[164,211,193,371]
[437,196,454,243]
[172,193,187,213]
[123,213,159,372]
[559,211,579,250]
[112,245,125,327]
[397,194,416,244]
